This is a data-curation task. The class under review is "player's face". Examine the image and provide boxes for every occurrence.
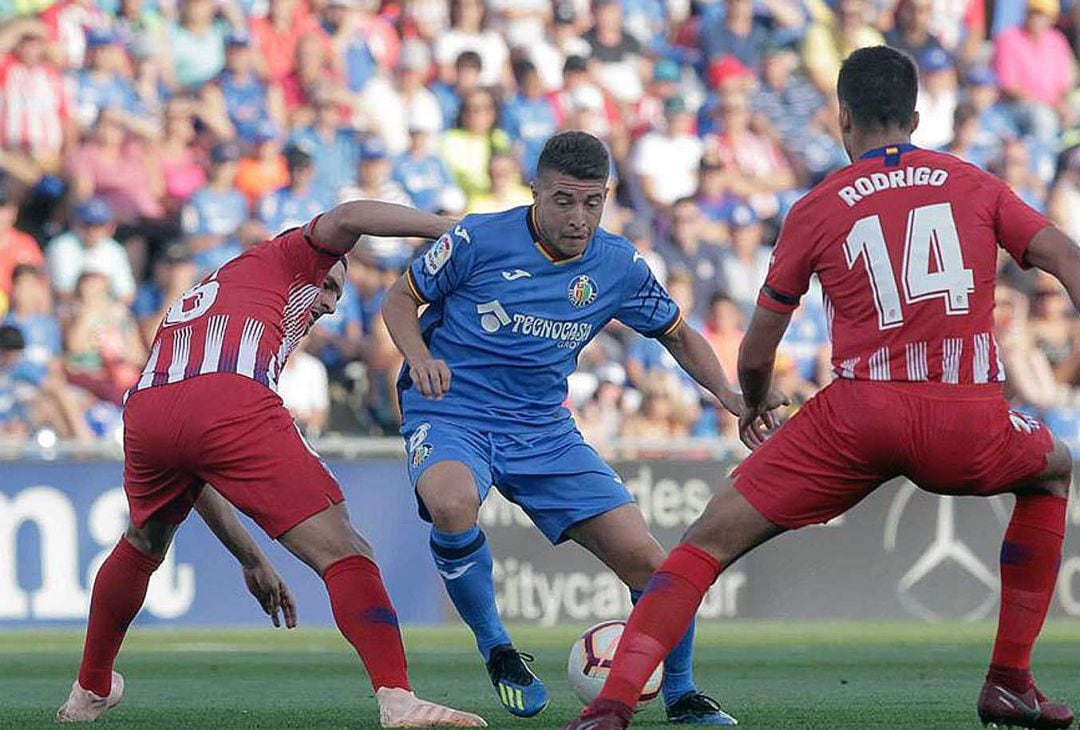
[308,261,346,331]
[532,172,608,257]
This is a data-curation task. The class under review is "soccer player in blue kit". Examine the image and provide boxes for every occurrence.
[383,132,781,724]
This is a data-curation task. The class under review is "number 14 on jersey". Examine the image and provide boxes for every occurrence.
[844,202,975,330]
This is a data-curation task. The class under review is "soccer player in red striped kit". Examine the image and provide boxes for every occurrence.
[58,200,486,728]
[565,46,1079,730]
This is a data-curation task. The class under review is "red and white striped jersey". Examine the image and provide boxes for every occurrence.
[0,57,69,158]
[129,219,340,397]
[760,145,1051,386]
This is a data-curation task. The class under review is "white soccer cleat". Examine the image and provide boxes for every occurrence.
[56,671,124,723]
[377,686,487,728]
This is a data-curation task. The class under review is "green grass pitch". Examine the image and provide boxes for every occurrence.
[5,621,1079,728]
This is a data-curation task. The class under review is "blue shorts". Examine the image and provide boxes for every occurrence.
[402,419,634,544]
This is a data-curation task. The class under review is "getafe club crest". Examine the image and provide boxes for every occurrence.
[424,234,453,275]
[567,275,597,308]
[408,423,431,452]
[409,423,433,467]
[411,443,432,468]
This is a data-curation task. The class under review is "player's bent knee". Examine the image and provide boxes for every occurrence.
[123,520,174,560]
[416,461,480,531]
[1028,440,1074,500]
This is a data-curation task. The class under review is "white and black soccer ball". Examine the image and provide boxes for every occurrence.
[567,620,663,709]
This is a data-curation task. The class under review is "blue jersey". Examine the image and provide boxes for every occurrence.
[400,206,682,432]
[500,95,558,180]
[393,152,455,213]
[182,187,248,237]
[218,71,269,143]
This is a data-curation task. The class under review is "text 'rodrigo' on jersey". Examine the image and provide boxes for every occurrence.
[759,144,1051,385]
[128,219,341,398]
[400,206,682,432]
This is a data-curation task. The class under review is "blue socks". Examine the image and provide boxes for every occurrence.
[430,526,510,660]
[631,588,697,706]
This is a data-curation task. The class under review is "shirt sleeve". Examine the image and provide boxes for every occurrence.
[615,255,682,338]
[991,177,1052,269]
[275,216,343,285]
[757,202,816,314]
[405,221,477,304]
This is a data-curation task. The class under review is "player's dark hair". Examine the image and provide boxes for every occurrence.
[0,324,25,352]
[837,46,918,130]
[536,131,609,182]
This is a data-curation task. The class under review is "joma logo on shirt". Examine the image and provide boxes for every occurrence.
[476,300,592,349]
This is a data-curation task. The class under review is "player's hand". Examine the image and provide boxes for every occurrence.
[760,388,790,430]
[243,560,297,629]
[409,357,452,399]
[738,399,782,451]
[716,388,745,418]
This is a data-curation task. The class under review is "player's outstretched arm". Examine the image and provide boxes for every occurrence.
[194,486,297,629]
[737,307,793,449]
[658,320,743,414]
[1024,226,1080,311]
[382,276,452,399]
[311,200,455,256]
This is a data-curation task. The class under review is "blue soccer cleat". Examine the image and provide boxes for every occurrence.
[485,644,549,718]
[666,692,739,725]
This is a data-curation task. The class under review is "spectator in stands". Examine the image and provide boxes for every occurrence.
[802,0,884,96]
[912,47,958,150]
[181,142,247,255]
[165,0,230,90]
[778,300,831,389]
[700,0,770,70]
[694,158,736,244]
[751,40,826,170]
[432,50,483,132]
[339,136,412,206]
[631,58,683,138]
[0,323,41,438]
[702,293,743,380]
[288,89,361,199]
[0,191,42,305]
[278,338,330,438]
[719,203,771,315]
[157,98,208,213]
[632,96,703,211]
[583,0,645,104]
[656,198,726,320]
[962,66,1016,164]
[280,33,342,117]
[73,29,149,135]
[435,0,509,88]
[619,372,699,440]
[67,105,165,228]
[467,153,532,214]
[5,265,61,374]
[47,198,135,304]
[885,0,946,58]
[113,0,165,61]
[251,0,323,86]
[502,59,558,180]
[1030,272,1080,388]
[947,102,997,170]
[0,20,73,172]
[707,91,797,220]
[994,0,1076,134]
[1047,146,1080,242]
[442,88,512,201]
[258,143,330,234]
[994,139,1046,211]
[394,39,443,143]
[995,284,1080,410]
[203,31,285,145]
[235,121,289,206]
[393,114,460,214]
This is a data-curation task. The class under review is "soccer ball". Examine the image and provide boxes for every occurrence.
[567,620,663,709]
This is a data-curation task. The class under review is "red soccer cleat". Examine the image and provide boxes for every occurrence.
[561,699,634,730]
[978,680,1074,729]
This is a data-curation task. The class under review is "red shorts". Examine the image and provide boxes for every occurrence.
[732,379,1055,529]
[123,374,344,538]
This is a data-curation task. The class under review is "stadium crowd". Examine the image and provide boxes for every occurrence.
[0,0,1077,448]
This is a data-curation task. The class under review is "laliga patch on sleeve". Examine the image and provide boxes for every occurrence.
[424,234,454,275]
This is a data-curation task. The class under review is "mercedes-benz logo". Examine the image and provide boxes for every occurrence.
[883,481,1010,621]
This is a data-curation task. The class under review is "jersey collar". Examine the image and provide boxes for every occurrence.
[859,143,919,166]
[527,206,586,265]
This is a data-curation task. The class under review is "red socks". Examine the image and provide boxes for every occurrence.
[595,544,722,709]
[990,493,1067,689]
[323,555,411,692]
[79,537,162,697]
